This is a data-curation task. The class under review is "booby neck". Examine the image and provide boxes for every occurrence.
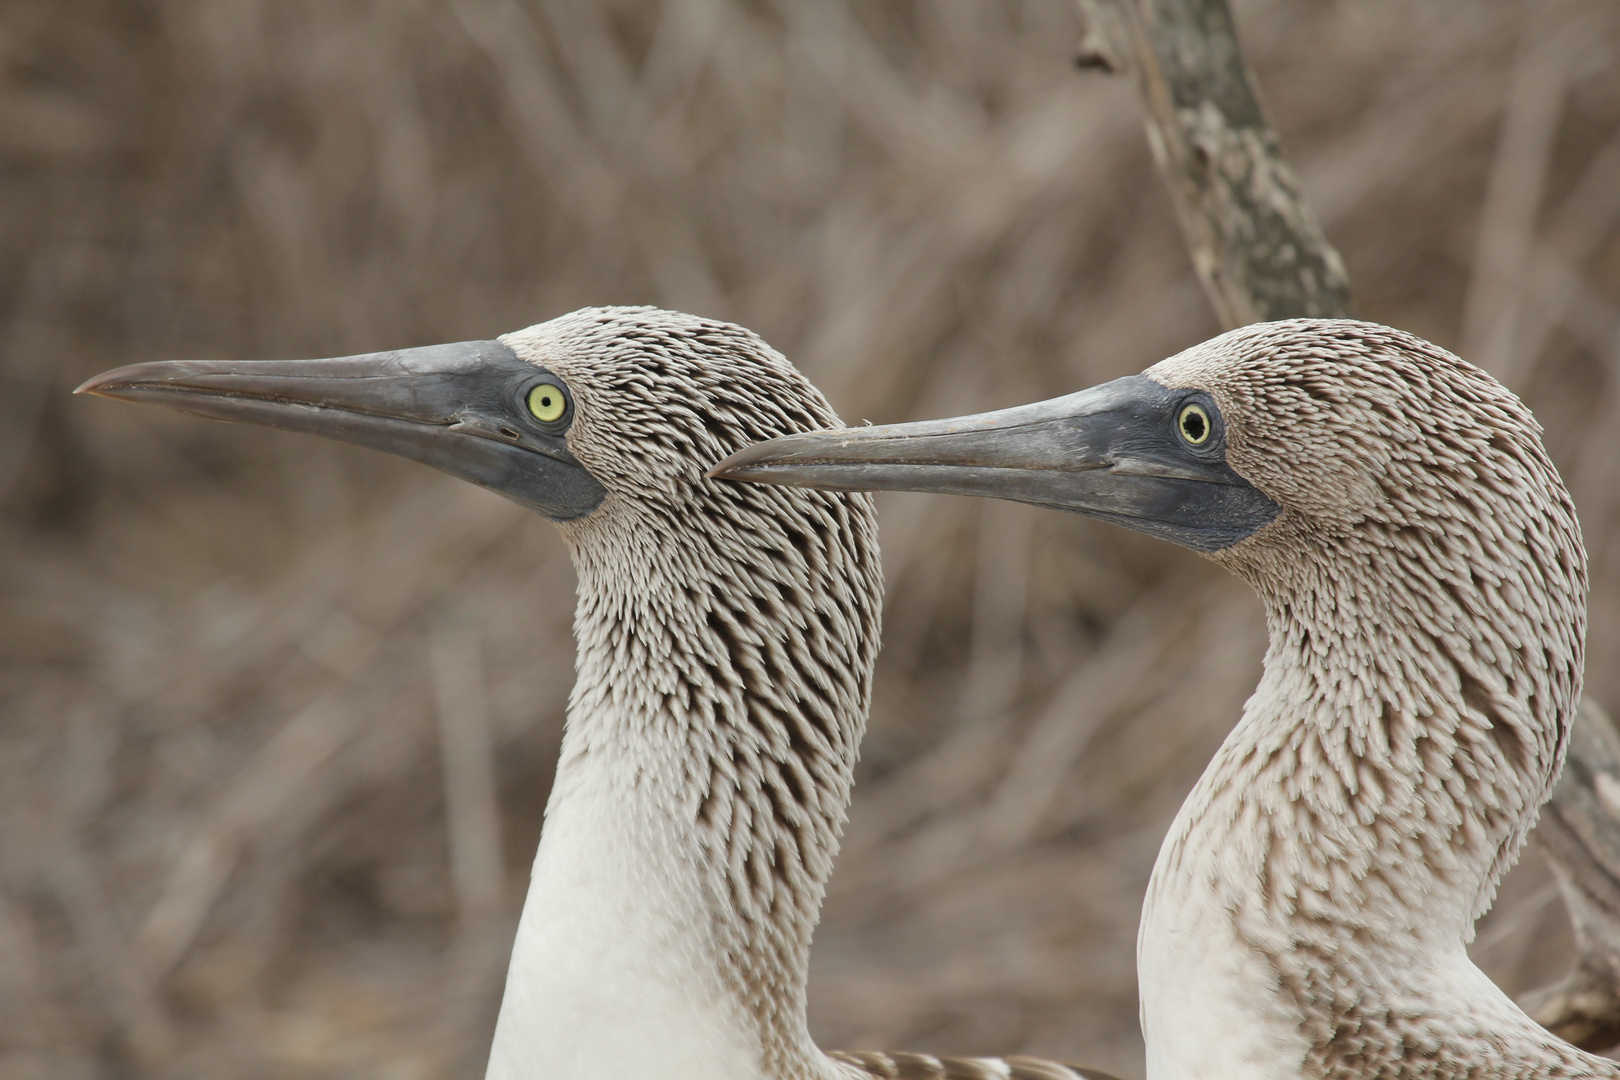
[1142,527,1596,1079]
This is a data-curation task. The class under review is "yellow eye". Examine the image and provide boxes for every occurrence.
[1178,402,1211,445]
[527,383,567,424]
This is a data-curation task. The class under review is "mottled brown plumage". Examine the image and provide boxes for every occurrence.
[494,310,1111,1080]
[712,317,1604,1079]
[1138,321,1601,1079]
[830,1050,1117,1080]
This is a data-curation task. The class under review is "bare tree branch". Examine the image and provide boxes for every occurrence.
[1096,0,1352,325]
[1524,699,1620,1051]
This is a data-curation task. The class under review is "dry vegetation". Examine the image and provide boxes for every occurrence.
[2,1,1619,1077]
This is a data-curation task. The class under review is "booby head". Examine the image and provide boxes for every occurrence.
[716,319,1597,1079]
[78,307,895,1080]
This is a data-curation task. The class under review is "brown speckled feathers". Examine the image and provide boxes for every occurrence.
[830,1051,1119,1080]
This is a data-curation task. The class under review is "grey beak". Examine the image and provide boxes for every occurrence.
[75,339,606,521]
[709,374,1279,552]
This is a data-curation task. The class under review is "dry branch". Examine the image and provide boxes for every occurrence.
[1081,0,1620,1048]
[1083,0,1351,326]
[1525,700,1620,1051]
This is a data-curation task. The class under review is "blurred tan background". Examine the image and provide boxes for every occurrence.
[3,1,1620,1077]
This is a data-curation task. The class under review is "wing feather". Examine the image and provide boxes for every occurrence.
[828,1050,1121,1080]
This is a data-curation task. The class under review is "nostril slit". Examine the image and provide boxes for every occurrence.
[499,427,520,440]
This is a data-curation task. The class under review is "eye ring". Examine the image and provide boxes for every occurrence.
[1177,402,1212,446]
[526,381,570,426]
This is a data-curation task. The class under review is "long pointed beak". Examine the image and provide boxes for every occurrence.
[710,374,1280,552]
[76,339,606,521]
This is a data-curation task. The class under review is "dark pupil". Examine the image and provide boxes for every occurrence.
[1182,409,1206,441]
[539,393,554,408]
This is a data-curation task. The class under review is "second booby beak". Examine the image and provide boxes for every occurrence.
[76,339,607,521]
[710,374,1280,552]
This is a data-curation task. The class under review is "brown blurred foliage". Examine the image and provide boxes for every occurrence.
[3,1,1619,1077]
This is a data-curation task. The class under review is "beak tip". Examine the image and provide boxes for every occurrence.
[709,442,779,481]
[73,375,117,398]
[75,362,162,399]
[707,462,759,482]
[710,426,890,485]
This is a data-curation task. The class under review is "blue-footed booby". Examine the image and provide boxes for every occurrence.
[714,318,1603,1080]
[77,307,1117,1080]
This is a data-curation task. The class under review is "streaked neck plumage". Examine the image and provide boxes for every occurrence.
[1139,331,1605,1080]
[486,471,881,1080]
